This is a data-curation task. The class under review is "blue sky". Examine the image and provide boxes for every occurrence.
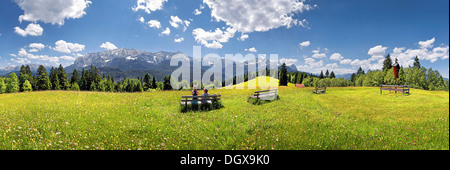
[0,0,448,77]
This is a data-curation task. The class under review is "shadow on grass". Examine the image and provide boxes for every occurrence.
[247,95,280,105]
[180,101,224,113]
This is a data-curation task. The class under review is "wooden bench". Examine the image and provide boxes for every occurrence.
[312,86,327,94]
[380,85,410,95]
[181,94,221,106]
[251,89,278,100]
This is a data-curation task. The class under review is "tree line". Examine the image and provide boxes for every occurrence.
[278,55,449,91]
[0,64,174,94]
[1,55,448,94]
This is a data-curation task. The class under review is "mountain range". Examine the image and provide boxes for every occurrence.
[2,48,303,81]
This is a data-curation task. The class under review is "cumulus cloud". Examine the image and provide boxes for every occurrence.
[16,0,92,26]
[203,0,315,33]
[29,43,45,51]
[245,47,258,53]
[192,27,236,49]
[147,20,162,29]
[133,0,168,14]
[100,42,118,50]
[340,59,352,65]
[418,37,435,49]
[279,58,298,66]
[330,53,344,61]
[299,41,311,48]
[160,27,171,36]
[14,23,43,37]
[368,45,388,61]
[53,40,85,54]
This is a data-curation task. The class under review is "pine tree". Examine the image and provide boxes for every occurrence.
[350,73,356,83]
[279,63,288,86]
[58,65,69,90]
[36,65,51,91]
[49,67,61,90]
[22,80,32,92]
[325,70,330,78]
[143,73,151,91]
[330,71,336,79]
[357,67,365,76]
[413,56,421,68]
[71,69,79,85]
[382,54,393,71]
[6,73,20,93]
[152,76,157,89]
[319,70,324,79]
[163,76,172,90]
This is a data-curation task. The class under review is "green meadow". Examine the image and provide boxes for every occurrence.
[0,82,448,150]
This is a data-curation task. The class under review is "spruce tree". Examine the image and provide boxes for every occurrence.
[279,63,288,86]
[6,73,20,93]
[382,54,393,71]
[330,71,336,79]
[152,76,157,89]
[36,65,51,91]
[325,70,330,78]
[143,73,151,91]
[413,56,421,68]
[319,70,324,79]
[58,65,69,90]
[71,69,79,85]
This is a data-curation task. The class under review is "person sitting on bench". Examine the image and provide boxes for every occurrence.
[201,88,210,105]
[191,85,199,105]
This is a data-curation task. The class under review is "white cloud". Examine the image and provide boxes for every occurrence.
[169,16,190,31]
[17,0,92,26]
[279,58,298,66]
[238,33,249,41]
[203,0,315,33]
[174,37,184,43]
[330,53,344,61]
[59,55,76,61]
[245,47,258,53]
[147,20,162,29]
[160,27,171,36]
[170,16,183,28]
[100,42,118,50]
[193,9,202,15]
[193,4,204,15]
[133,0,168,14]
[192,27,236,49]
[11,57,30,64]
[53,40,85,54]
[340,59,352,65]
[311,48,327,59]
[14,23,43,37]
[29,43,45,50]
[418,37,435,49]
[299,41,310,48]
[138,17,145,23]
[368,45,388,61]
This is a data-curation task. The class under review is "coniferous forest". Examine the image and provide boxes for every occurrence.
[0,55,448,94]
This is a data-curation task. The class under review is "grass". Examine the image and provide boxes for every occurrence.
[0,79,448,150]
